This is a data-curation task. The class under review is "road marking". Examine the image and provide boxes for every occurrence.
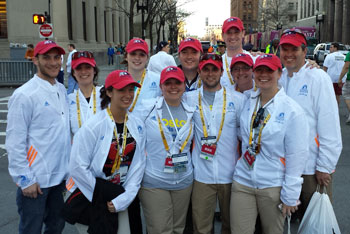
[0,132,5,136]
[0,144,5,150]
[0,110,8,113]
[0,120,7,124]
[0,96,10,102]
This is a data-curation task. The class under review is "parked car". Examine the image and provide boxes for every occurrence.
[313,42,348,64]
[200,41,210,53]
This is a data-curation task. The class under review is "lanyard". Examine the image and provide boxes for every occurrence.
[76,86,96,128]
[164,101,180,136]
[129,69,146,112]
[198,87,226,142]
[248,97,271,154]
[157,112,192,154]
[106,107,128,173]
[225,54,235,85]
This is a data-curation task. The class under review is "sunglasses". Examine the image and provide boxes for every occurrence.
[72,51,94,60]
[200,53,222,62]
[282,29,307,42]
[253,107,265,128]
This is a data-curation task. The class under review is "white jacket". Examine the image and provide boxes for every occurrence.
[129,70,161,119]
[279,64,342,174]
[186,87,246,184]
[147,51,177,74]
[68,86,102,135]
[234,88,309,206]
[6,75,71,189]
[142,97,195,187]
[69,109,146,212]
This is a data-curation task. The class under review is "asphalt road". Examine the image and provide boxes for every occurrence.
[0,68,349,233]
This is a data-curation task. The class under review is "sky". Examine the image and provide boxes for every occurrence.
[178,0,230,37]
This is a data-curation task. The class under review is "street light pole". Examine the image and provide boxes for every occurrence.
[316,13,324,43]
[137,0,148,40]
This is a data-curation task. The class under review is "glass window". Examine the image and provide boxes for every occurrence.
[288,3,294,10]
[0,0,7,38]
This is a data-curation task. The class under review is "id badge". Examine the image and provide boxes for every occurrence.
[200,136,217,161]
[172,152,188,173]
[243,148,256,169]
[107,164,129,184]
[164,153,174,173]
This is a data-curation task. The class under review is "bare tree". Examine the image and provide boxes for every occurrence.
[109,0,137,40]
[258,0,288,31]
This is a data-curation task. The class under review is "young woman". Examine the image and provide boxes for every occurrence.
[230,54,309,234]
[123,38,161,116]
[68,51,102,136]
[68,70,146,234]
[139,66,195,234]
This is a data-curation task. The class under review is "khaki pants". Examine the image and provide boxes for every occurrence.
[192,180,231,234]
[297,174,333,220]
[230,181,284,234]
[139,184,192,234]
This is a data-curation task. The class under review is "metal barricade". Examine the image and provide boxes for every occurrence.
[0,60,36,86]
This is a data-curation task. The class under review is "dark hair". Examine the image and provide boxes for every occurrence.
[72,66,99,85]
[331,42,340,50]
[28,44,34,49]
[100,86,114,109]
[68,43,75,49]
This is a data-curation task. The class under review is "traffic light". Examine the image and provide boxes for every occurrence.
[33,14,46,24]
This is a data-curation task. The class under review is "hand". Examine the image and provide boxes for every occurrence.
[22,183,43,198]
[107,201,116,213]
[282,203,298,217]
[316,170,331,186]
[338,80,344,88]
[306,60,320,69]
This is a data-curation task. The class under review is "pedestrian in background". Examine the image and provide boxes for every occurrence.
[108,43,115,65]
[147,41,177,74]
[338,50,350,124]
[139,66,194,234]
[279,28,342,220]
[67,43,78,94]
[6,40,71,234]
[231,54,309,234]
[24,44,34,61]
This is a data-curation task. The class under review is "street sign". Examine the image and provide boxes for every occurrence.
[39,24,53,38]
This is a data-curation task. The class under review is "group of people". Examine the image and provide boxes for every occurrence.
[6,16,343,234]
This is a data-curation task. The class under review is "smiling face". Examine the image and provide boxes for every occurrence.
[280,44,307,74]
[179,47,201,71]
[231,62,253,91]
[199,64,223,91]
[73,63,95,87]
[254,66,281,92]
[33,48,62,83]
[126,49,148,72]
[107,84,135,110]
[160,78,186,105]
[222,27,244,51]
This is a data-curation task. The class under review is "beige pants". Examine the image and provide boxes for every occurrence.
[230,181,284,234]
[139,184,193,234]
[192,180,231,234]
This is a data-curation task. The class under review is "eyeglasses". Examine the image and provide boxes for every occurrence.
[231,66,252,72]
[253,107,265,128]
[282,29,307,42]
[72,51,94,60]
[200,53,222,62]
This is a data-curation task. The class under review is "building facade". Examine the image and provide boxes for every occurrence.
[231,0,259,32]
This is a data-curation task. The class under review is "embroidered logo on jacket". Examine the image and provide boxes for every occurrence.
[299,85,308,96]
[227,102,235,112]
[275,112,285,124]
[44,101,50,106]
[150,81,157,89]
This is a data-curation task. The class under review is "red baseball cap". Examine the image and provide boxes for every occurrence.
[160,66,185,84]
[279,29,307,47]
[34,40,65,56]
[199,53,223,70]
[105,70,141,90]
[179,38,203,53]
[230,53,254,69]
[125,38,149,54]
[71,51,96,69]
[253,54,282,71]
[222,17,244,33]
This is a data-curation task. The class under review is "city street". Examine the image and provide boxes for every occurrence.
[0,67,349,233]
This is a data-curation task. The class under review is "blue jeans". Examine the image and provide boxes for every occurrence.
[67,73,78,94]
[108,55,114,65]
[16,182,66,234]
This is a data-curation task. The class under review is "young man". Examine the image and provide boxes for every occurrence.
[221,17,252,89]
[6,40,71,234]
[178,37,203,92]
[66,43,78,94]
[147,41,177,74]
[279,29,342,219]
[186,53,245,234]
[323,42,346,104]
[338,51,350,124]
